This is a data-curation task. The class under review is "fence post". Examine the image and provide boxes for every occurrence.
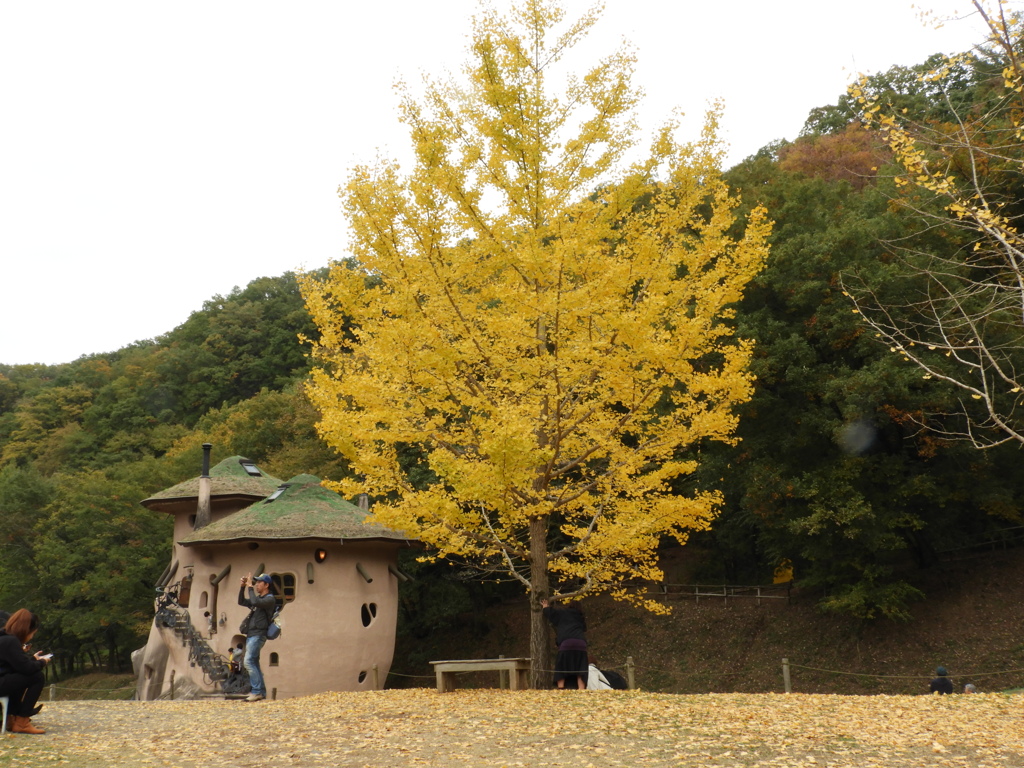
[271,687,277,700]
[169,670,175,700]
[782,658,791,694]
[626,656,635,690]
[49,684,56,702]
[373,664,379,690]
[498,655,507,690]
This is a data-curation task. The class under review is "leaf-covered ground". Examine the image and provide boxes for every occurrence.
[3,689,1023,767]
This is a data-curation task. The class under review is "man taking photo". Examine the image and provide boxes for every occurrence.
[238,572,276,702]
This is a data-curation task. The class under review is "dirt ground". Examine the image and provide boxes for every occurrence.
[3,689,1024,768]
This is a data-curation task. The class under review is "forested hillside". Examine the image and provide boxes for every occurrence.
[0,273,353,674]
[3,28,1023,677]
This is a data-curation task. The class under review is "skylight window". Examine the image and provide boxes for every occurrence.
[239,460,262,477]
[264,484,290,503]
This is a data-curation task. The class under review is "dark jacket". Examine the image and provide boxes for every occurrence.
[543,605,587,646]
[238,586,276,637]
[0,631,45,676]
[929,676,954,695]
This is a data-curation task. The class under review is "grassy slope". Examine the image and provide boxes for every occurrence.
[46,673,136,701]
[391,547,1024,695]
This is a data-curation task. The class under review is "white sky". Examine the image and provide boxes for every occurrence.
[0,0,990,366]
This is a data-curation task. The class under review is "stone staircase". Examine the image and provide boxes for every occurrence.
[154,595,245,693]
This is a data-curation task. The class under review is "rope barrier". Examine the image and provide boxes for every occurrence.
[386,663,617,677]
[49,659,1021,696]
[387,662,635,678]
[387,659,731,681]
[788,662,1024,681]
[383,671,437,680]
[625,664,746,677]
[954,668,1024,680]
[393,658,1024,689]
[48,685,136,692]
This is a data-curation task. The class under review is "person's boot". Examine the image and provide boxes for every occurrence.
[11,716,45,734]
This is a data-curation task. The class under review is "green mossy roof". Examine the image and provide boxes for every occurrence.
[142,456,283,505]
[178,474,411,544]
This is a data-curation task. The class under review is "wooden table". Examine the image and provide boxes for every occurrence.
[429,658,532,693]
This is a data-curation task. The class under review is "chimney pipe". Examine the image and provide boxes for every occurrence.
[195,443,213,530]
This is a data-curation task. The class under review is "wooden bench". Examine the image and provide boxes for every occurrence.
[429,658,531,693]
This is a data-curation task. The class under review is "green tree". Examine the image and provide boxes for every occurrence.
[169,386,353,482]
[156,273,319,422]
[0,464,55,612]
[689,132,1024,620]
[846,1,1024,449]
[32,467,172,671]
[0,384,94,471]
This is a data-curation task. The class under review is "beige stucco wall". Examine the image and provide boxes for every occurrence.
[166,500,249,576]
[136,536,404,700]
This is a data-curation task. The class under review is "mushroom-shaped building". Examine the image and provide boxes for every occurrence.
[134,449,412,700]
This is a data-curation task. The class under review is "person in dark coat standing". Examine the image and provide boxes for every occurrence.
[929,666,954,695]
[238,573,276,702]
[541,598,588,690]
[0,609,50,734]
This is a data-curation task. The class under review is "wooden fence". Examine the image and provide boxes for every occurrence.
[629,582,792,603]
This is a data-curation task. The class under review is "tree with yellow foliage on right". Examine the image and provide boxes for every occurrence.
[846,1,1024,449]
[301,0,770,685]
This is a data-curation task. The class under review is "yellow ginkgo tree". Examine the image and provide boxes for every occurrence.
[301,0,769,683]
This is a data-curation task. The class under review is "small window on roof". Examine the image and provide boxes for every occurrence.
[239,460,262,479]
[265,484,290,503]
[239,460,262,477]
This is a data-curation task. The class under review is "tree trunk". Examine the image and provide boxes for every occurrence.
[528,516,551,689]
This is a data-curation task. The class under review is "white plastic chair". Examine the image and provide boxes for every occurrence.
[0,696,9,734]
